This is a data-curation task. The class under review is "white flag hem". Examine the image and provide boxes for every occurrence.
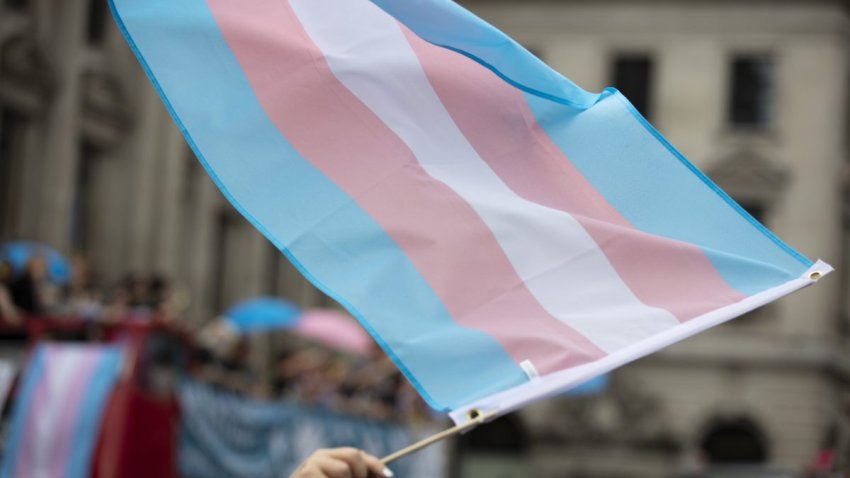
[449,259,833,425]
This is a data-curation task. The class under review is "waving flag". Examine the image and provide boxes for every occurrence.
[1,344,124,478]
[109,0,830,423]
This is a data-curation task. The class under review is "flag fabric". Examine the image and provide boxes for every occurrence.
[0,344,124,478]
[109,0,831,423]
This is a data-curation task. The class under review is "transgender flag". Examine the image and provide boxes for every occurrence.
[0,344,124,478]
[110,0,830,423]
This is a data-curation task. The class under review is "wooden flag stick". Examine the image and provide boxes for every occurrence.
[381,410,497,465]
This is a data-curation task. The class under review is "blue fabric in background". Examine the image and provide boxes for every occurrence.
[178,381,444,478]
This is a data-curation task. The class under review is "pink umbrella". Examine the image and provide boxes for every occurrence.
[294,309,374,355]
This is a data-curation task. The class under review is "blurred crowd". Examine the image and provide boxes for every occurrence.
[0,247,432,424]
[0,254,180,325]
[193,331,431,423]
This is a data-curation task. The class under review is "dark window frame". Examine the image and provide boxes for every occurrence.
[611,52,655,120]
[85,0,109,46]
[728,53,775,129]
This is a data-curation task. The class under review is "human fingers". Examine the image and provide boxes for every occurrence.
[361,452,392,478]
[291,450,350,478]
[323,448,366,478]
[322,448,392,478]
[317,457,354,478]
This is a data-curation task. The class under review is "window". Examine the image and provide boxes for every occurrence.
[729,55,774,127]
[701,417,768,464]
[612,54,654,119]
[86,0,109,45]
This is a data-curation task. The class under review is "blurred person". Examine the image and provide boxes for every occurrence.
[356,357,400,421]
[391,375,422,423]
[220,337,254,394]
[226,339,275,399]
[315,357,350,411]
[194,318,242,390]
[290,448,392,478]
[139,332,186,398]
[277,345,328,404]
[151,276,191,322]
[127,274,155,316]
[104,273,166,322]
[8,254,56,315]
[273,346,299,396]
[149,274,185,322]
[102,274,134,322]
[57,254,103,320]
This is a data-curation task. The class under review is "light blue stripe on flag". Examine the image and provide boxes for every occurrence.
[109,0,528,410]
[0,347,47,478]
[525,91,810,295]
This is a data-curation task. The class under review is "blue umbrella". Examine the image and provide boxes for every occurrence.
[224,297,301,334]
[0,241,71,284]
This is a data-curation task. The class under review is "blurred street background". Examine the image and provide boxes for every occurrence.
[1,0,849,477]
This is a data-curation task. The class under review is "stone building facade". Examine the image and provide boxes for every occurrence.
[1,0,848,476]
[0,0,327,326]
[455,1,850,476]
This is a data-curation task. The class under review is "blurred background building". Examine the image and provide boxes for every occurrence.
[1,0,848,477]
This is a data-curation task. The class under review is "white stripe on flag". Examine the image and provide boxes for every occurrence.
[289,0,679,353]
[449,261,832,423]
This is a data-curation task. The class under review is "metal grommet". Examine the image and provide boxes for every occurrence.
[467,409,481,421]
[809,271,822,281]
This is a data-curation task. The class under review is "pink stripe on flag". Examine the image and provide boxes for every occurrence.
[401,29,746,321]
[205,0,606,374]
[49,348,102,477]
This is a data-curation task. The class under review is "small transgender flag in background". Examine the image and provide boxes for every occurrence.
[0,344,124,478]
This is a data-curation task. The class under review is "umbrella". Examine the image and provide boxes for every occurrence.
[0,241,71,284]
[223,298,373,355]
[224,297,301,333]
[294,309,374,356]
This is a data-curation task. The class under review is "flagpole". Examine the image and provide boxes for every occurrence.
[380,410,497,465]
